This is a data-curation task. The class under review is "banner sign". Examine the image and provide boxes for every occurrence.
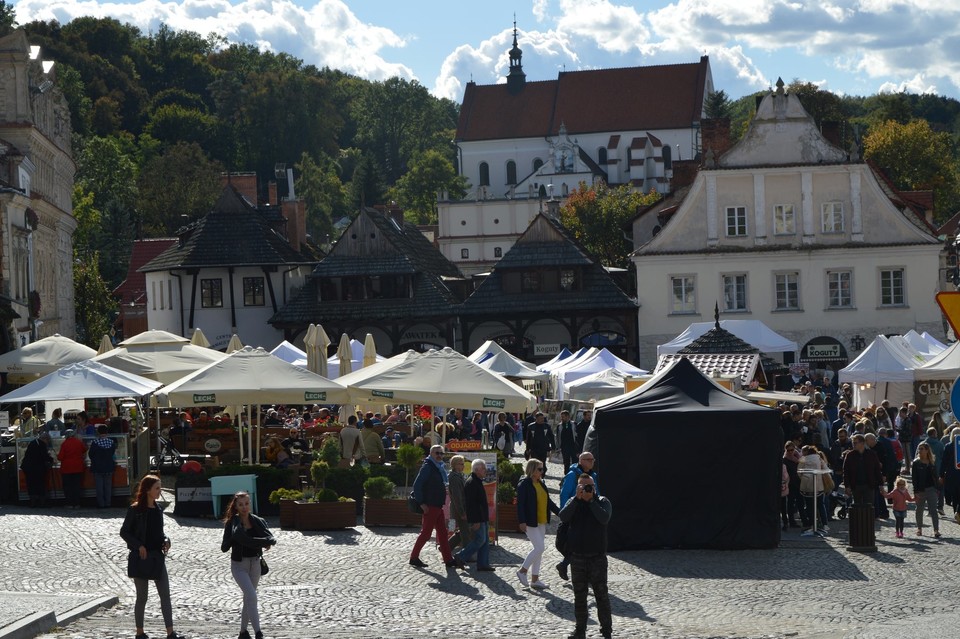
[446,439,482,452]
[482,397,505,409]
[304,392,326,402]
[371,390,394,399]
[193,394,216,404]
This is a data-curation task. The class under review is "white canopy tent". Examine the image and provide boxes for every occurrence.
[565,368,630,401]
[538,347,592,373]
[839,335,918,407]
[915,340,960,380]
[537,347,573,372]
[901,330,945,359]
[657,320,798,356]
[0,360,162,403]
[0,334,97,378]
[270,340,307,364]
[93,329,227,385]
[555,349,647,398]
[344,347,537,413]
[468,340,548,380]
[156,347,350,462]
[922,332,948,351]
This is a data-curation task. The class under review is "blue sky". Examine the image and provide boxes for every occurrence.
[12,0,960,102]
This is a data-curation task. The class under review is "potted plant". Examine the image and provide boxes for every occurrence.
[395,443,423,488]
[496,482,520,534]
[269,487,303,528]
[363,476,422,527]
[291,460,356,530]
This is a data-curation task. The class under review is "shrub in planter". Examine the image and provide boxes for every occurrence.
[396,443,423,487]
[497,459,524,487]
[496,482,520,534]
[363,476,422,527]
[363,476,396,500]
[314,487,339,502]
[269,488,304,504]
[496,482,517,505]
[310,460,330,489]
[269,488,303,529]
[327,464,368,513]
[318,436,341,466]
[368,463,408,487]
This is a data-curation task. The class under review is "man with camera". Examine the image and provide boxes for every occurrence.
[558,473,612,639]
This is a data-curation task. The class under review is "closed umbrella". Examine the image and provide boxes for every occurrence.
[303,324,317,373]
[317,325,331,380]
[336,333,352,377]
[226,334,244,354]
[97,334,114,355]
[363,333,377,368]
[191,328,211,348]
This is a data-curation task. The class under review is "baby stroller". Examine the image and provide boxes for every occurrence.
[829,484,852,519]
[150,433,184,474]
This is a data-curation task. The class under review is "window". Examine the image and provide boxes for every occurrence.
[597,147,607,164]
[775,272,800,310]
[662,144,672,169]
[168,280,173,310]
[827,270,852,308]
[533,158,543,172]
[722,274,748,311]
[522,271,541,292]
[201,278,223,308]
[494,247,502,258]
[159,280,164,310]
[821,202,844,233]
[243,277,265,306]
[506,161,517,185]
[560,270,576,291]
[479,162,490,187]
[461,248,469,259]
[725,206,748,236]
[774,205,795,235]
[880,268,905,306]
[671,276,696,314]
[152,281,156,311]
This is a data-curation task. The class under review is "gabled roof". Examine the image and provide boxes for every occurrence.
[656,353,763,387]
[113,238,177,304]
[140,187,315,272]
[270,209,463,325]
[460,214,636,315]
[456,57,710,142]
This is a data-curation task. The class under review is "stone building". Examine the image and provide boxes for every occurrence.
[0,30,76,351]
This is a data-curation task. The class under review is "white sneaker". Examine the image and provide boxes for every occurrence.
[516,570,528,587]
[531,580,549,590]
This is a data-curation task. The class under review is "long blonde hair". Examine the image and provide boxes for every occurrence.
[915,442,935,465]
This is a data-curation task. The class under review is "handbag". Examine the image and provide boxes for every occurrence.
[259,556,269,576]
[496,434,506,450]
[555,521,569,555]
[127,549,164,580]
[407,491,421,514]
[822,472,835,492]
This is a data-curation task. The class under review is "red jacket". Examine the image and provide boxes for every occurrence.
[57,437,87,474]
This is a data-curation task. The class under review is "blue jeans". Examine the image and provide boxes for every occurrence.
[95,472,113,507]
[455,522,489,568]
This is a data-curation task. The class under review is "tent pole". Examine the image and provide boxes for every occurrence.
[247,404,253,465]
[238,408,245,465]
[256,406,262,464]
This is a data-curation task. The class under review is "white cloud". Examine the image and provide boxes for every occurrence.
[878,73,938,95]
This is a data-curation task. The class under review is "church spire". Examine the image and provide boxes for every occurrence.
[506,16,526,95]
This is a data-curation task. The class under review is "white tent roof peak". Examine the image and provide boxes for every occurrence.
[0,360,162,402]
[469,340,547,380]
[658,320,797,356]
[119,329,190,346]
[839,335,917,384]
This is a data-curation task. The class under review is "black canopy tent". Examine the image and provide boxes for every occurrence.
[584,358,782,550]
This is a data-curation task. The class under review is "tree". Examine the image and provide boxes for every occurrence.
[295,151,350,243]
[74,250,116,348]
[390,150,467,224]
[0,1,16,36]
[704,90,732,119]
[559,182,662,268]
[137,141,223,236]
[863,119,960,221]
[349,153,385,211]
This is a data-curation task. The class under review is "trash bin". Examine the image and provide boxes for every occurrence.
[847,503,877,552]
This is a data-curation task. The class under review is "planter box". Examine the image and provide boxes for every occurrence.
[363,497,423,527]
[293,500,356,530]
[278,499,296,529]
[496,503,521,534]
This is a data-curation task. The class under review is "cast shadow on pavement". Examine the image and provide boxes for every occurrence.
[615,545,868,581]
[542,587,655,624]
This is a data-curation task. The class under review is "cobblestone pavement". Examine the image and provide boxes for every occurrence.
[3,484,960,639]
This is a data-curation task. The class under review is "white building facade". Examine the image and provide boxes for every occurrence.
[440,31,712,275]
[631,81,944,370]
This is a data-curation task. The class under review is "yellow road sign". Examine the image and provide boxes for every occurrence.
[935,291,960,336]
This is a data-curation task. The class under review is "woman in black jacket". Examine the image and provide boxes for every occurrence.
[516,458,559,589]
[912,443,941,538]
[119,474,186,639]
[221,491,276,639]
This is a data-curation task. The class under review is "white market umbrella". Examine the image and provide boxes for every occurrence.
[191,328,211,348]
[97,334,114,356]
[344,347,537,413]
[316,325,331,379]
[93,329,227,385]
[0,334,97,376]
[363,333,378,368]
[303,324,318,373]
[0,360,162,403]
[225,334,244,354]
[336,333,353,377]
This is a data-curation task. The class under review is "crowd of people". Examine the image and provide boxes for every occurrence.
[779,377,960,540]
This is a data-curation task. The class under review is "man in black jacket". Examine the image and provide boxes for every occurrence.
[453,459,494,572]
[558,474,613,639]
[843,433,882,506]
[574,410,592,454]
[525,412,556,474]
[558,410,578,476]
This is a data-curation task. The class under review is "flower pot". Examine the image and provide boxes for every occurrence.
[293,500,356,530]
[279,499,296,529]
[363,497,423,527]
[496,503,521,534]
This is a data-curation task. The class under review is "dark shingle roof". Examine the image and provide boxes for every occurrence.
[140,187,315,272]
[460,214,636,316]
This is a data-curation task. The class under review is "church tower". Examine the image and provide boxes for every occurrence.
[506,20,526,95]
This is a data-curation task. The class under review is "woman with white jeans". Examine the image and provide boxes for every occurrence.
[221,491,276,639]
[516,458,560,589]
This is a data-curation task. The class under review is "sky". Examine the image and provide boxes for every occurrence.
[11,0,960,102]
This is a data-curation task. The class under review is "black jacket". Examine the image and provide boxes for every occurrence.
[912,461,938,493]
[19,437,52,474]
[516,476,559,527]
[220,514,276,561]
[463,473,488,524]
[559,495,612,555]
[558,420,577,455]
[574,419,590,453]
[525,421,556,455]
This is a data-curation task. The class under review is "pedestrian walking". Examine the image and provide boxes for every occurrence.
[881,477,914,538]
[912,442,942,538]
[409,445,462,569]
[447,455,471,554]
[119,474,187,639]
[557,410,577,477]
[524,412,556,474]
[842,433,882,506]
[221,491,276,639]
[558,473,613,639]
[453,458,494,572]
[516,458,559,589]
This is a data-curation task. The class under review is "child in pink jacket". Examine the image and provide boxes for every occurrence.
[882,477,915,538]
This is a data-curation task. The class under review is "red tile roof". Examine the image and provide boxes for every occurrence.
[456,57,710,141]
[113,238,177,305]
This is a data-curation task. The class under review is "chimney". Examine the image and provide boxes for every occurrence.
[268,181,279,207]
[281,198,307,253]
[820,121,842,148]
[220,172,259,205]
[670,160,699,191]
[700,118,731,161]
